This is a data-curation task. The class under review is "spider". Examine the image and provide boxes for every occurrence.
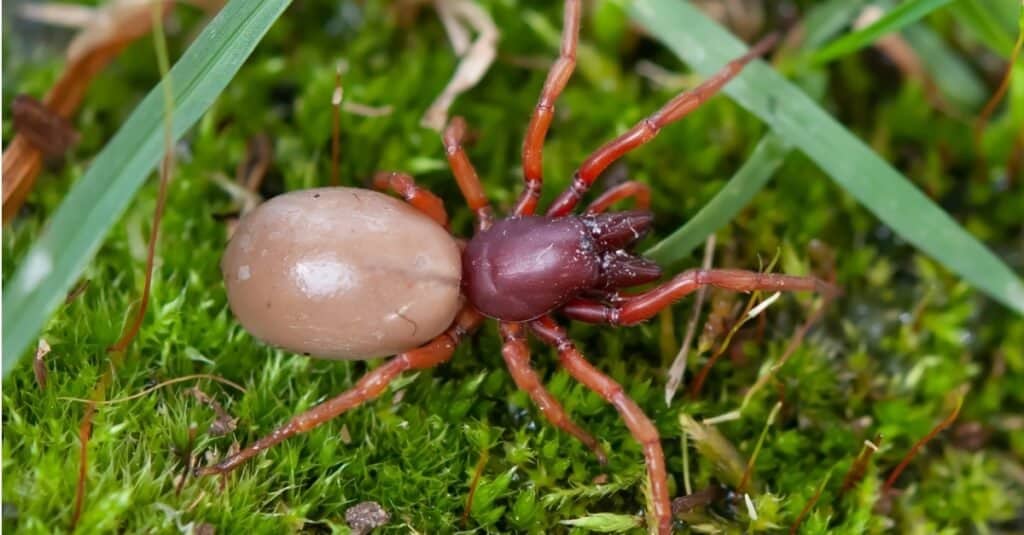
[202,2,835,532]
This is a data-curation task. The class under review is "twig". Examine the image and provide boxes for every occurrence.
[462,447,490,527]
[73,10,178,527]
[883,390,966,493]
[331,63,344,186]
[71,401,97,529]
[741,297,829,412]
[689,289,765,400]
[107,3,176,353]
[840,436,881,494]
[738,401,781,493]
[665,234,715,405]
[65,279,91,303]
[60,374,246,404]
[790,470,832,534]
[174,425,198,496]
[973,4,1024,152]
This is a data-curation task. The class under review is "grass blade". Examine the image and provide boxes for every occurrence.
[2,0,292,376]
[644,134,791,266]
[800,0,869,50]
[949,0,1018,57]
[645,0,861,265]
[631,0,1024,315]
[807,0,956,65]
[903,24,988,110]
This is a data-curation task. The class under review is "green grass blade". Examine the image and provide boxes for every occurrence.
[949,0,1018,57]
[801,0,869,50]
[631,0,1024,315]
[903,24,988,109]
[807,0,955,65]
[645,0,859,265]
[2,0,291,376]
[644,134,791,266]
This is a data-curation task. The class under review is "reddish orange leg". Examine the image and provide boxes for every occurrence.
[529,316,672,534]
[547,34,778,217]
[443,117,494,231]
[563,268,838,326]
[373,171,448,228]
[515,0,581,216]
[198,306,483,477]
[499,322,607,464]
[585,180,651,214]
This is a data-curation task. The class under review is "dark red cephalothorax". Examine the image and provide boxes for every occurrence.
[463,212,660,321]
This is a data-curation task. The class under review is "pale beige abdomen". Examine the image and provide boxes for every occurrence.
[222,187,462,360]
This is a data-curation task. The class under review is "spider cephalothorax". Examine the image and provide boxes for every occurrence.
[206,2,836,533]
[462,212,660,321]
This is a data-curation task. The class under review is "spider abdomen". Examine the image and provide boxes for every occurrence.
[222,188,462,360]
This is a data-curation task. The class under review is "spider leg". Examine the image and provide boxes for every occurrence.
[547,34,778,217]
[499,321,607,464]
[529,315,672,535]
[373,171,448,228]
[443,117,494,231]
[585,180,651,214]
[562,268,838,326]
[197,306,483,476]
[515,0,581,216]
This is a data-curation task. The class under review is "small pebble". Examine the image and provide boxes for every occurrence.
[345,501,390,535]
[192,523,215,535]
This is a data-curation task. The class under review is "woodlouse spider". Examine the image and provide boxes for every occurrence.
[204,2,837,532]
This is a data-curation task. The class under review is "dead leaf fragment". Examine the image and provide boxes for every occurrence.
[12,95,80,157]
[672,483,727,516]
[235,133,272,194]
[421,0,498,131]
[679,414,747,489]
[34,339,52,390]
[3,0,228,223]
[190,387,238,437]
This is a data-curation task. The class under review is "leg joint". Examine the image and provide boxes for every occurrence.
[292,413,320,433]
[570,173,588,195]
[606,307,621,326]
[523,180,542,197]
[641,118,661,138]
[445,329,463,344]
[605,384,625,402]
